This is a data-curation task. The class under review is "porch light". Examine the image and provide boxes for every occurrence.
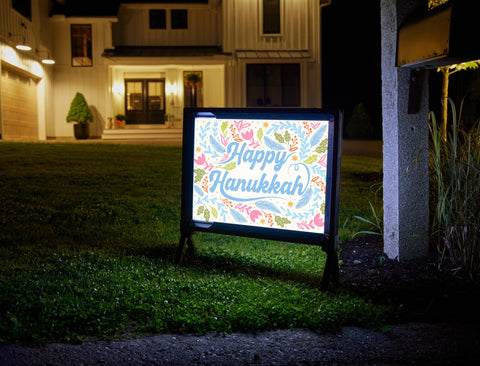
[16,42,31,51]
[8,33,31,51]
[37,50,55,65]
[112,83,125,95]
[166,82,178,95]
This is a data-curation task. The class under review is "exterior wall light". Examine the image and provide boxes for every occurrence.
[37,50,55,65]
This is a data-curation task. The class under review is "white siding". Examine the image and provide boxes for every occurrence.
[223,0,313,52]
[113,5,221,46]
[51,19,113,137]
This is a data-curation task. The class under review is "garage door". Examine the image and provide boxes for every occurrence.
[1,65,38,140]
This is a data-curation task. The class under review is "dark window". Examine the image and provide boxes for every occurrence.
[171,9,188,29]
[71,24,92,67]
[149,9,166,29]
[12,0,31,20]
[247,64,300,107]
[263,0,280,34]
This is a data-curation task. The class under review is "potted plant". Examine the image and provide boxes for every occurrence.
[66,92,93,139]
[115,114,126,128]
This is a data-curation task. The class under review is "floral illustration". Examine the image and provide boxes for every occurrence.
[192,117,329,233]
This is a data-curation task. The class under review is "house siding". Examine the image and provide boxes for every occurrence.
[1,0,326,140]
[0,0,54,140]
[113,4,221,47]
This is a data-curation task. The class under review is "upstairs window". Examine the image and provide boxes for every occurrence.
[12,0,31,20]
[71,24,92,67]
[171,9,188,29]
[262,0,281,34]
[149,9,166,29]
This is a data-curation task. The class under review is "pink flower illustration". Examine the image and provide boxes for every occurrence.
[249,209,262,223]
[233,120,251,132]
[220,135,230,146]
[317,154,327,167]
[241,129,254,140]
[194,153,206,165]
[314,213,324,227]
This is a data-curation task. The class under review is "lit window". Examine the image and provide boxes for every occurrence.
[71,25,92,67]
[149,9,166,29]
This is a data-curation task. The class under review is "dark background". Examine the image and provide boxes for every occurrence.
[322,0,382,140]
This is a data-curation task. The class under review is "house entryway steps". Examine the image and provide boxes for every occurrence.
[102,127,182,143]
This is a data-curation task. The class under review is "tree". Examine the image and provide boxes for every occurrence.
[437,61,480,140]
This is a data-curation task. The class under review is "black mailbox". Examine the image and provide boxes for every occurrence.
[397,1,480,68]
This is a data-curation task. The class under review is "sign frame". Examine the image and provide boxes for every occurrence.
[177,107,342,288]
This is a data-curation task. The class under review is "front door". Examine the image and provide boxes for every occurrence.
[125,79,166,124]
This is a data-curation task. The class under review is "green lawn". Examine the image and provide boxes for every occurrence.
[0,142,384,345]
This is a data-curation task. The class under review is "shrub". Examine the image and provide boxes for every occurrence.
[429,99,480,279]
[66,92,93,124]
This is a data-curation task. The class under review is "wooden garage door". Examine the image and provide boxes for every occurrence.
[1,66,38,140]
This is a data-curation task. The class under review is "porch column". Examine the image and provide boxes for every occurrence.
[381,0,429,260]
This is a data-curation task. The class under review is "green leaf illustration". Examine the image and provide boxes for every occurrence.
[204,208,210,222]
[284,130,291,143]
[197,205,204,215]
[194,169,206,183]
[257,128,264,142]
[303,154,318,165]
[211,206,218,219]
[221,121,229,136]
[220,162,236,171]
[315,139,328,154]
[321,202,325,215]
[274,132,285,144]
[274,215,291,228]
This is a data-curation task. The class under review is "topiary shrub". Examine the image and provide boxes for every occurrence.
[66,92,93,124]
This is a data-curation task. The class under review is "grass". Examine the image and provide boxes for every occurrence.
[0,142,384,345]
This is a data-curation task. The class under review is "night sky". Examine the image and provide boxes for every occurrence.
[322,0,382,139]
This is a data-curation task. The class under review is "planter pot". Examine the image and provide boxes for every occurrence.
[74,123,89,140]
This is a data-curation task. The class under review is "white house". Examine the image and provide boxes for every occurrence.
[1,0,330,141]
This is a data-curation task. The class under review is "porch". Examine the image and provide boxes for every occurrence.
[101,124,182,145]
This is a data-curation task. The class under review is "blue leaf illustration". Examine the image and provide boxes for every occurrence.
[194,185,204,197]
[310,125,327,147]
[295,187,313,209]
[263,136,286,150]
[255,200,281,214]
[210,135,226,153]
[230,208,248,223]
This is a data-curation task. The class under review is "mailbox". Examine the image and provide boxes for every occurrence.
[397,1,480,68]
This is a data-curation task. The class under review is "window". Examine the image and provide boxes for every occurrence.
[12,0,31,20]
[149,9,166,29]
[71,25,92,67]
[247,64,300,107]
[263,0,280,34]
[171,9,188,29]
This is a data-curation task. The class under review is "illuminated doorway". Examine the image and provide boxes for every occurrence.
[125,79,166,124]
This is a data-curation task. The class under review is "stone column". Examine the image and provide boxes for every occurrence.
[381,0,429,260]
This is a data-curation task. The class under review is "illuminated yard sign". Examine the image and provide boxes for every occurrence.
[178,108,342,288]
